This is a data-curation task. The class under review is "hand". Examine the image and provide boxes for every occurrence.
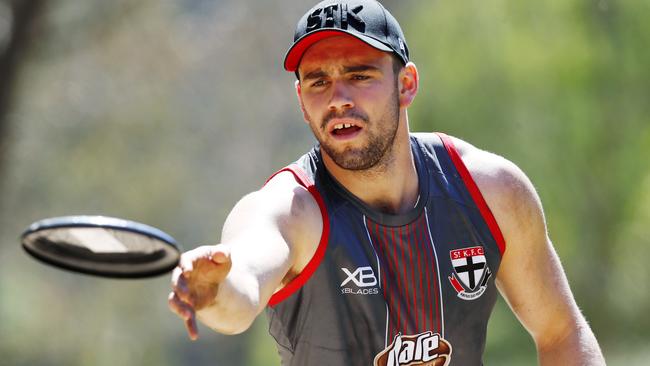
[168,244,232,340]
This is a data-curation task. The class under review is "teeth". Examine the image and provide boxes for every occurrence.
[333,123,355,130]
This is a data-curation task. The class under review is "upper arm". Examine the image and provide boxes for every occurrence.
[220,171,323,310]
[453,137,585,348]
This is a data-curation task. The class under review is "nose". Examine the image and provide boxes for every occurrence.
[327,80,354,112]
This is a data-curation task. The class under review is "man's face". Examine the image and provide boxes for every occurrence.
[296,36,401,171]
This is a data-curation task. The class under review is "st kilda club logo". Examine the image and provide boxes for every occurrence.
[373,331,452,366]
[447,246,492,301]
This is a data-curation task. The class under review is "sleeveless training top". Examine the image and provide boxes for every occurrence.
[265,132,506,366]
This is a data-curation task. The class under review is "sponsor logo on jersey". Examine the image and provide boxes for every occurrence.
[447,246,492,301]
[374,331,452,366]
[340,266,379,295]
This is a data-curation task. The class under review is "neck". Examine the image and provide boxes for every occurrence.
[321,115,419,215]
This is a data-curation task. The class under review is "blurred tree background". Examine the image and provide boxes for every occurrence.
[0,0,647,365]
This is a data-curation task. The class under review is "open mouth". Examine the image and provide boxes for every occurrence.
[331,123,362,136]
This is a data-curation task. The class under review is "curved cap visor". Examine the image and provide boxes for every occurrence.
[284,29,393,72]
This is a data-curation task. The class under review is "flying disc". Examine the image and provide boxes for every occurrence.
[21,216,181,278]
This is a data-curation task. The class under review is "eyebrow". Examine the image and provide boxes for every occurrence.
[301,64,381,81]
[343,64,380,74]
[302,70,327,81]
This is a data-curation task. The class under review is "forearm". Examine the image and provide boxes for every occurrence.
[537,321,606,366]
[194,239,290,335]
[195,266,262,334]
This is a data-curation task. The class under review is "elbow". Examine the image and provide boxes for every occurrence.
[534,313,592,353]
[196,275,262,335]
[218,304,259,335]
[535,319,605,365]
[211,319,256,335]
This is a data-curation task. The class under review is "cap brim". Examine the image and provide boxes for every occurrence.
[284,29,393,72]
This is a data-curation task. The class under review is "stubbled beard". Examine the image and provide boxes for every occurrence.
[308,91,400,171]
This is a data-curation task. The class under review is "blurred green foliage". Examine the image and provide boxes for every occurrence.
[0,0,647,365]
[405,0,650,364]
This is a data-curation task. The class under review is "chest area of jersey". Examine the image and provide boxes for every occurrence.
[329,209,496,302]
[323,207,499,364]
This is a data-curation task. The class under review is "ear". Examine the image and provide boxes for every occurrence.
[397,62,419,108]
[295,80,310,124]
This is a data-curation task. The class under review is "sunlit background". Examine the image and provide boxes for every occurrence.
[1,0,648,365]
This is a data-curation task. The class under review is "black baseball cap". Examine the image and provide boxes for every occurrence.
[284,0,409,72]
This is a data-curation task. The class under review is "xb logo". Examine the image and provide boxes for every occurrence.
[341,266,377,288]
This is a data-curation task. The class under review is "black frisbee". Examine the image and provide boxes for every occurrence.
[21,216,181,278]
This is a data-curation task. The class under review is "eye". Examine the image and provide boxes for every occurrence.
[351,74,371,81]
[311,79,328,88]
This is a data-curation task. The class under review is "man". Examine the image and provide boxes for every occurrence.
[169,0,606,364]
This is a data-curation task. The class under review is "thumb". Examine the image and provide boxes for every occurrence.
[191,245,232,285]
[187,246,232,310]
[210,244,231,265]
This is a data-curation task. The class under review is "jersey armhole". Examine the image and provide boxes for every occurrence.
[264,164,330,307]
[436,132,506,256]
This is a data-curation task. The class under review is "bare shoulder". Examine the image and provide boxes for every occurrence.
[262,170,322,221]
[230,170,323,273]
[257,170,319,215]
[226,171,321,227]
[448,136,546,245]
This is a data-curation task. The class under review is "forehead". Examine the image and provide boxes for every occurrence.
[298,35,392,74]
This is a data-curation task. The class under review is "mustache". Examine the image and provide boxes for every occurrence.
[321,109,369,129]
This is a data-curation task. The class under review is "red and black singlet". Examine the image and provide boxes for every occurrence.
[265,133,505,366]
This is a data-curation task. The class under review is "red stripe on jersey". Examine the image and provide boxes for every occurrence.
[366,213,443,340]
[398,225,411,334]
[420,215,432,332]
[384,225,396,338]
[436,132,506,256]
[266,165,330,307]
[364,217,390,340]
[384,226,402,329]
[407,223,418,334]
[415,216,426,332]
[404,226,415,334]
[421,213,438,332]
[370,220,395,339]
[369,220,393,338]
[429,219,442,332]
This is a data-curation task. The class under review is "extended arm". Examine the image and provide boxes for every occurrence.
[168,171,322,338]
[455,137,606,365]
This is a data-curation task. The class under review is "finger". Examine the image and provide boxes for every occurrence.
[172,272,194,306]
[171,268,189,293]
[179,255,195,273]
[195,257,231,286]
[185,312,199,341]
[168,293,199,340]
[168,292,193,319]
[171,267,183,284]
